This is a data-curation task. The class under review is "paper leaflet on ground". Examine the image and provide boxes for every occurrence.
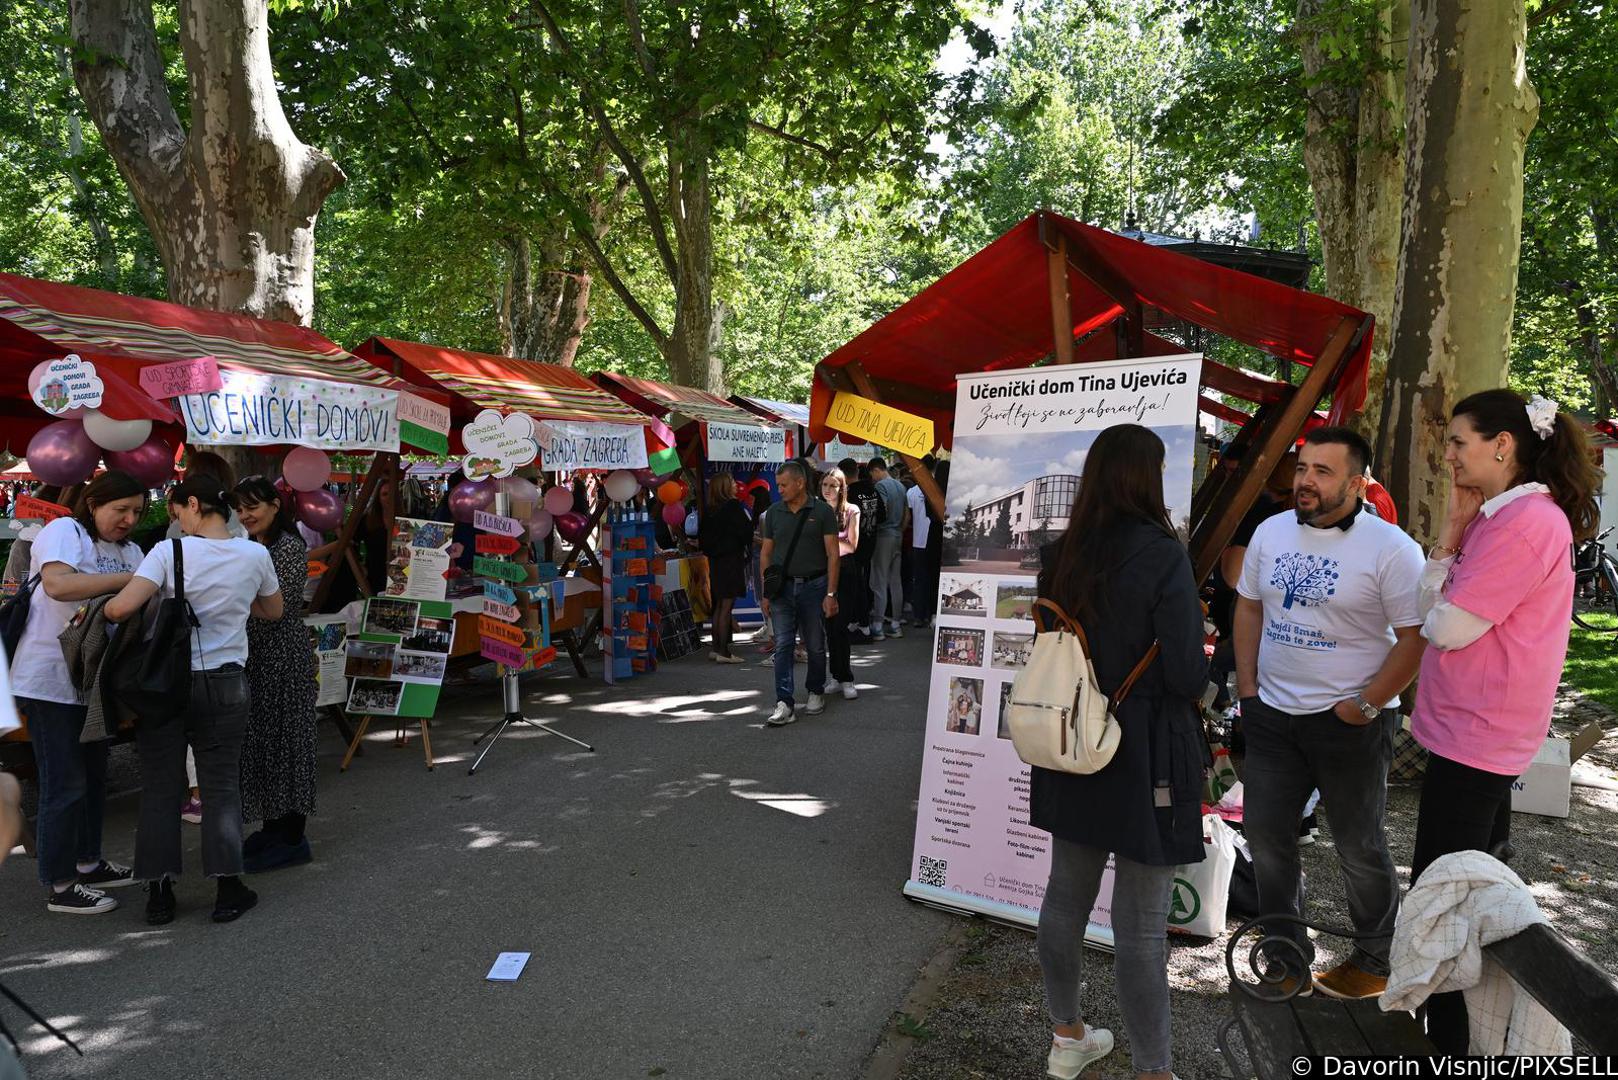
[903,354,1201,942]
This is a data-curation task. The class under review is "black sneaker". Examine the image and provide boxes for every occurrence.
[47,883,118,915]
[146,880,176,926]
[212,878,259,923]
[78,859,137,889]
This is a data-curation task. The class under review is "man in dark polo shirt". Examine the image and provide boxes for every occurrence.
[760,460,841,726]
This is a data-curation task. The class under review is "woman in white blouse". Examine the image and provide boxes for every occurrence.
[106,477,283,926]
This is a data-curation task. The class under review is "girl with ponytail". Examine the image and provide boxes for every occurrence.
[1409,388,1601,1052]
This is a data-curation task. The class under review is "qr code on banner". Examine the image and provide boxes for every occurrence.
[918,855,948,888]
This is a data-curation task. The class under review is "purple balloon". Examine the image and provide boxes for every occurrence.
[449,479,495,523]
[661,502,686,528]
[295,488,343,532]
[26,420,101,486]
[555,510,591,544]
[106,433,177,488]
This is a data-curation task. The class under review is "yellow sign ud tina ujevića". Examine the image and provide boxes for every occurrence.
[825,391,934,458]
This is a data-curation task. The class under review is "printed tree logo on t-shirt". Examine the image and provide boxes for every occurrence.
[1270,552,1340,610]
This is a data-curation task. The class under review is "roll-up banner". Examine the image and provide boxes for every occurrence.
[903,354,1202,944]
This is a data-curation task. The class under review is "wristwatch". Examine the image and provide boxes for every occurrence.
[827,591,837,598]
[1353,694,1381,720]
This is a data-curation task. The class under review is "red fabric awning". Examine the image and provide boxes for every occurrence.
[809,212,1372,449]
[592,372,774,430]
[354,337,671,451]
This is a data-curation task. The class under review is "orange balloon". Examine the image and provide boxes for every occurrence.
[657,480,683,505]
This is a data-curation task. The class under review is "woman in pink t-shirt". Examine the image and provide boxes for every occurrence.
[1411,388,1600,1052]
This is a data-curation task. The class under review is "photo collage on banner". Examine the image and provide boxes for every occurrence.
[905,354,1201,942]
[344,595,456,718]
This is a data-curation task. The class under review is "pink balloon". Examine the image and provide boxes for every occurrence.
[449,479,495,523]
[555,511,591,544]
[498,475,540,510]
[295,488,343,532]
[25,420,100,486]
[527,508,554,541]
[106,432,178,487]
[541,485,574,517]
[661,502,686,528]
[283,446,331,492]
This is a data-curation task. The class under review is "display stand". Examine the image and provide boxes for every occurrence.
[468,491,594,774]
[340,711,435,771]
[601,504,661,682]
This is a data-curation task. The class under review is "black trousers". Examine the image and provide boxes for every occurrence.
[843,551,871,630]
[1410,752,1518,1055]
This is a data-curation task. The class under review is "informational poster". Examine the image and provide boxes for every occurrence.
[704,420,786,463]
[384,517,452,601]
[537,420,649,471]
[178,368,400,452]
[344,596,455,718]
[304,616,350,707]
[903,354,1201,941]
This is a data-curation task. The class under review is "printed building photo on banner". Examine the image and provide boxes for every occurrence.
[991,631,1034,670]
[995,582,1038,620]
[940,576,988,617]
[935,627,985,666]
[363,597,421,636]
[344,639,396,679]
[404,616,454,654]
[348,678,403,716]
[906,353,1201,937]
[944,676,983,735]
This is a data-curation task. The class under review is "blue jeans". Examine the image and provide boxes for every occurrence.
[771,575,827,705]
[21,697,108,888]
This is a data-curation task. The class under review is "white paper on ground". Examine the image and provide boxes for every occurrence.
[486,952,531,981]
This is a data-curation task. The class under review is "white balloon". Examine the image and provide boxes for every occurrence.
[81,409,153,452]
[604,469,639,503]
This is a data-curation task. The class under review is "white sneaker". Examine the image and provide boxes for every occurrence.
[870,626,886,641]
[889,623,904,638]
[823,679,842,695]
[709,651,744,665]
[766,702,796,726]
[841,682,858,700]
[805,693,826,715]
[1046,1027,1114,1079]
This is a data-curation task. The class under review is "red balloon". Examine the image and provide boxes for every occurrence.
[661,502,686,528]
[554,510,591,544]
[106,432,178,487]
[295,488,343,532]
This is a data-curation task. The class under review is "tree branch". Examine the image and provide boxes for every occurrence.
[527,0,680,285]
[544,181,669,350]
[747,117,841,161]
[622,0,658,81]
[67,0,187,209]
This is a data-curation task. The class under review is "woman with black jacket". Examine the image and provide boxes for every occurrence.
[699,474,754,663]
[1031,424,1206,1080]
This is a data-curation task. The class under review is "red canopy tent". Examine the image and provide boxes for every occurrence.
[809,211,1375,579]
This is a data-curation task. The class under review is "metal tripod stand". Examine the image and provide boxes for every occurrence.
[468,663,594,774]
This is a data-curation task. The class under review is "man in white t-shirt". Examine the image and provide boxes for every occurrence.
[1234,427,1425,1001]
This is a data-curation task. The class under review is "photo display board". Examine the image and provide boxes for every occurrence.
[903,354,1202,943]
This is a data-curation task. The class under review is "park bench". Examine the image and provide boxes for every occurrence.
[1220,914,1618,1077]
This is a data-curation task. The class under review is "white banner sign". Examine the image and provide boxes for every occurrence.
[705,420,786,463]
[903,354,1202,940]
[537,420,648,471]
[178,368,400,452]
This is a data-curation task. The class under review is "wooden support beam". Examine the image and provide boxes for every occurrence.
[310,452,394,612]
[1046,232,1075,365]
[1200,359,1292,406]
[1188,317,1364,582]
[844,361,947,522]
[818,363,955,413]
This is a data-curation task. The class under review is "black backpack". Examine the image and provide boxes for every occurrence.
[109,539,198,721]
[0,573,41,662]
[852,484,883,557]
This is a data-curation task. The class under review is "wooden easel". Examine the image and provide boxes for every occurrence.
[340,711,435,771]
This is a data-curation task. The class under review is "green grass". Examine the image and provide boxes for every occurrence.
[1563,612,1618,713]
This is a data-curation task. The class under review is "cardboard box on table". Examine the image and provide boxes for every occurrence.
[1512,720,1607,819]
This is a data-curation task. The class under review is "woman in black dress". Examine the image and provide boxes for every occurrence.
[699,474,754,664]
[232,476,319,873]
[1030,424,1207,1080]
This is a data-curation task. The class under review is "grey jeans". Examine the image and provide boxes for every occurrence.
[134,667,250,881]
[869,533,903,627]
[1241,696,1398,975]
[1038,838,1177,1075]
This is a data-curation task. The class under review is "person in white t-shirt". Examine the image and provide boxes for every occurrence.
[106,477,283,926]
[11,471,148,916]
[1234,427,1425,1001]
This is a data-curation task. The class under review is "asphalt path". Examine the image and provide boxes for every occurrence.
[0,631,948,1080]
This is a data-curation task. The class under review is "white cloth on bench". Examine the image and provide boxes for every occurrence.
[1380,851,1570,1055]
